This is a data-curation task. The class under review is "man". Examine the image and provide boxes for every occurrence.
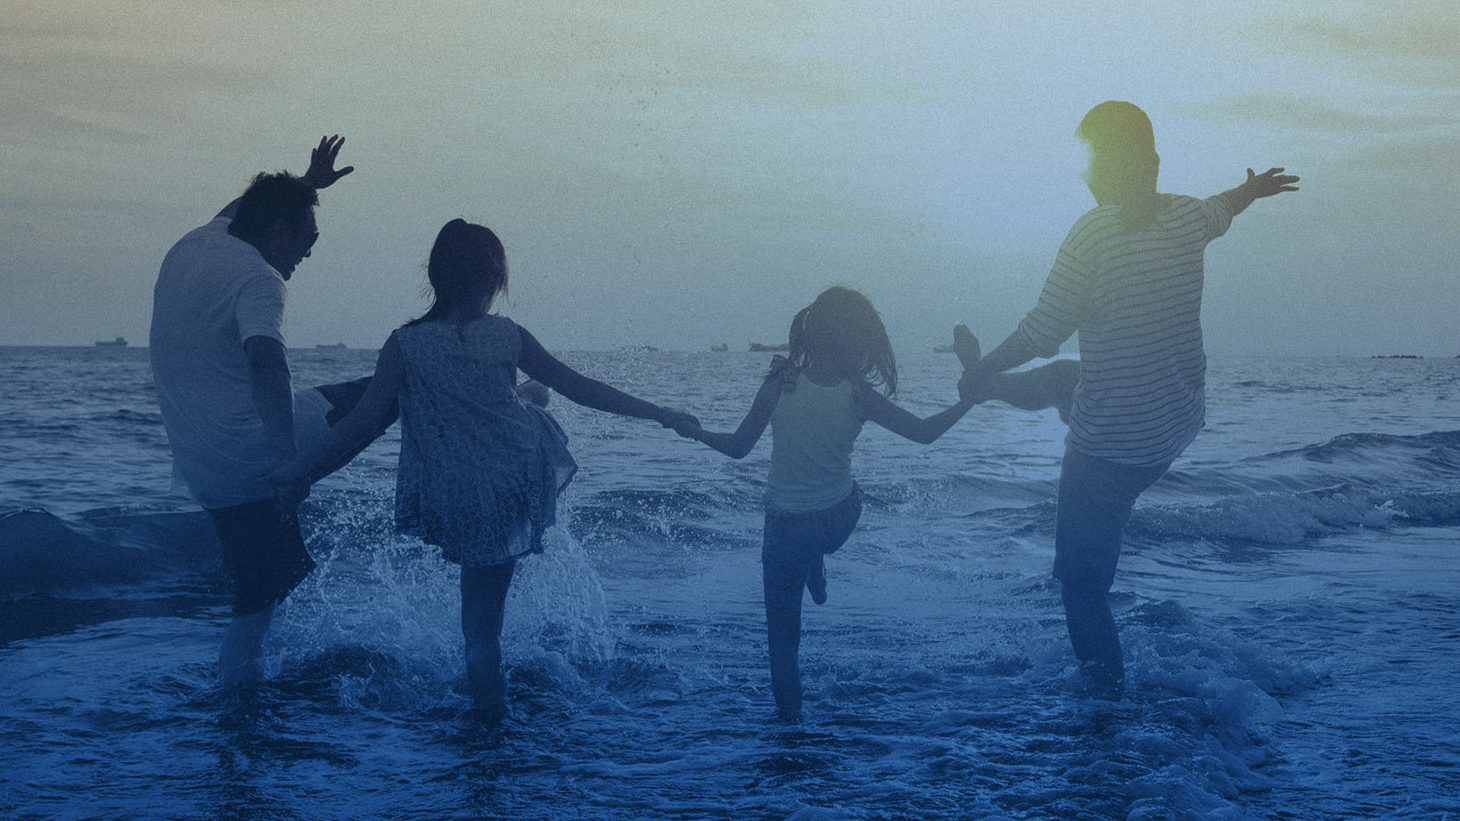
[963,102,1298,691]
[149,136,354,688]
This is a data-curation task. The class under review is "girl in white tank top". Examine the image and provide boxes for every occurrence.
[673,286,982,722]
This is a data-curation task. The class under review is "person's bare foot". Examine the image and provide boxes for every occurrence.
[953,324,981,370]
[807,555,827,605]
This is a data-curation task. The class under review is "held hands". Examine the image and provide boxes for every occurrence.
[300,135,355,190]
[953,323,992,404]
[658,407,702,439]
[671,416,703,440]
[1243,167,1299,200]
[958,369,995,405]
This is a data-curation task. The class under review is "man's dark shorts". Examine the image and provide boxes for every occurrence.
[206,499,315,616]
[1053,447,1168,592]
[762,486,863,588]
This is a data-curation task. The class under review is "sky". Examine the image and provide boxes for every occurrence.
[2,1,1457,357]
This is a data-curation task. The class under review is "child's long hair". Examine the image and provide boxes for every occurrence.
[780,286,897,397]
[407,219,509,326]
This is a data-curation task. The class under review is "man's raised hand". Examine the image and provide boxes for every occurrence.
[1245,167,1298,200]
[301,135,355,190]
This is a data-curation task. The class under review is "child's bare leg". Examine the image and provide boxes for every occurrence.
[985,359,1080,420]
[806,554,827,605]
[515,379,550,408]
[461,558,517,720]
[763,564,806,722]
[1044,359,1079,421]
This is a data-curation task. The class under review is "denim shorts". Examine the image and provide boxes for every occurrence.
[762,486,863,587]
[206,499,316,616]
[1052,448,1168,592]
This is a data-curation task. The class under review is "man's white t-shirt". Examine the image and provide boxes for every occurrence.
[149,216,288,509]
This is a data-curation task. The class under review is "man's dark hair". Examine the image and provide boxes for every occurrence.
[229,172,318,242]
[1076,100,1156,160]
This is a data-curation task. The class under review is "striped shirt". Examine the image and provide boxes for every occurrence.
[1017,193,1234,466]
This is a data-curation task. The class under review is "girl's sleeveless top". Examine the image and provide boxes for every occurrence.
[392,315,577,565]
[765,372,863,513]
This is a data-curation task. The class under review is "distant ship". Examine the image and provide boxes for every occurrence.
[1372,354,1423,359]
[710,343,728,352]
[94,337,127,348]
[932,344,955,353]
[315,343,348,349]
[748,343,789,352]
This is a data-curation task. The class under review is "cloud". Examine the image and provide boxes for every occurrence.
[1276,8,1460,89]
[1290,14,1460,65]
[0,12,282,150]
[1338,132,1460,174]
[1176,93,1456,135]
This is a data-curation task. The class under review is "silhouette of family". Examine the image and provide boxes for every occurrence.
[148,104,1298,722]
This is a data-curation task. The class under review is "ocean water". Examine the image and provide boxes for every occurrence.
[1,345,1458,821]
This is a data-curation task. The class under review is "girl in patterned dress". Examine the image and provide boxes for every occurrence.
[278,219,690,720]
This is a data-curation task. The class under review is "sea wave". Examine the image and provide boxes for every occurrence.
[0,507,218,597]
[1129,485,1460,545]
[7,430,1458,599]
[1261,429,1460,466]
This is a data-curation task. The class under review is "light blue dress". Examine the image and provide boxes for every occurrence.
[392,315,577,566]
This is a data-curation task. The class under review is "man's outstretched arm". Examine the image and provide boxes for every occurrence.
[1218,167,1299,218]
